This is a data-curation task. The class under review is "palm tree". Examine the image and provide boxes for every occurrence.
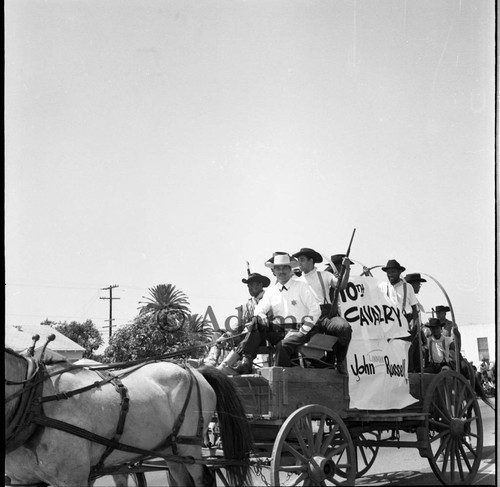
[186,313,214,342]
[138,284,190,331]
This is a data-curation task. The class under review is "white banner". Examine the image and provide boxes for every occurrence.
[339,276,418,410]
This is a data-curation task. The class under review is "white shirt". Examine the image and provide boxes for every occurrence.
[427,335,454,364]
[379,279,418,314]
[298,268,337,304]
[254,277,321,333]
[242,290,265,323]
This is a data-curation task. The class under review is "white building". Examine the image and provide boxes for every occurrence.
[5,323,85,362]
[457,323,496,367]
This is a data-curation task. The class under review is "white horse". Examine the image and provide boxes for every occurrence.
[5,348,253,487]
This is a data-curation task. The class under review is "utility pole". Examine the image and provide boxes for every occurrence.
[100,284,120,338]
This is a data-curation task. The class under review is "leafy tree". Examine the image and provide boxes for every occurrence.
[138,284,190,331]
[104,284,213,362]
[41,319,104,359]
[104,312,213,362]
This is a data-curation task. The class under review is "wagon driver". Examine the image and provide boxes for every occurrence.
[258,253,321,367]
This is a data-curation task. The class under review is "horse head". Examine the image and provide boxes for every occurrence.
[5,347,46,453]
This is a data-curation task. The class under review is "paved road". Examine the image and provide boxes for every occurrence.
[353,397,496,486]
[95,397,496,486]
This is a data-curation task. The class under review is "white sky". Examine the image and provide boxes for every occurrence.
[5,0,496,339]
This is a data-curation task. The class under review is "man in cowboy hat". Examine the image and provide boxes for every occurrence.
[405,273,427,296]
[434,305,458,338]
[423,318,459,374]
[380,259,420,372]
[220,253,321,373]
[292,248,352,372]
[404,272,428,371]
[266,251,302,277]
[434,304,461,366]
[204,272,271,367]
[325,254,346,278]
[380,260,419,326]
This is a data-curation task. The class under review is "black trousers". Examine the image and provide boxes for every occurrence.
[236,325,285,360]
[274,329,317,367]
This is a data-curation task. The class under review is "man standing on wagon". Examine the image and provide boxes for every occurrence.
[292,248,352,372]
[380,259,421,372]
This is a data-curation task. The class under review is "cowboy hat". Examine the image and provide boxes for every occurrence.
[425,318,443,328]
[325,254,348,273]
[381,259,406,272]
[265,253,299,269]
[292,248,323,263]
[264,251,288,268]
[435,305,450,313]
[405,273,427,283]
[330,254,346,264]
[241,273,271,287]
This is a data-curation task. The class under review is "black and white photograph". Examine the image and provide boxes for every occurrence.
[5,1,496,485]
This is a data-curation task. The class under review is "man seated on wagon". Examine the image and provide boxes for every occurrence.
[292,248,352,372]
[201,272,271,367]
[423,318,460,373]
[219,253,321,374]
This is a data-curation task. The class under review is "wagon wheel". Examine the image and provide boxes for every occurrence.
[422,370,483,485]
[335,430,380,479]
[271,404,356,486]
[353,431,380,477]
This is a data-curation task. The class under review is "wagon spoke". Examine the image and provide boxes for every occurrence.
[289,471,308,485]
[454,443,466,480]
[283,441,309,464]
[324,441,349,460]
[454,381,467,412]
[315,414,326,451]
[429,418,449,430]
[303,414,315,450]
[319,424,339,456]
[292,422,311,457]
[449,439,456,480]
[457,440,473,471]
[436,389,453,421]
[430,394,452,422]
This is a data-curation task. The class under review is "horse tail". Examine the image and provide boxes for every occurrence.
[462,359,495,411]
[198,365,253,487]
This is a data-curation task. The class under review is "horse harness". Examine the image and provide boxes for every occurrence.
[5,357,207,476]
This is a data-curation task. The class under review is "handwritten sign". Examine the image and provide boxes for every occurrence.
[340,276,418,410]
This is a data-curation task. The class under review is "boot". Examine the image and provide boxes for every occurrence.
[335,344,348,375]
[203,345,221,367]
[234,354,253,375]
[217,350,241,375]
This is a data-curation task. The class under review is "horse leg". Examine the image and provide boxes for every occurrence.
[111,474,129,487]
[165,445,211,487]
[165,460,193,487]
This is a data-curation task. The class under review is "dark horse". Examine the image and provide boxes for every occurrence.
[5,348,254,487]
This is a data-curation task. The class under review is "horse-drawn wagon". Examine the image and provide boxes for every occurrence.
[5,274,489,486]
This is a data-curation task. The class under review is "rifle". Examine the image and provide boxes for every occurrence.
[328,228,356,319]
[246,261,251,276]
